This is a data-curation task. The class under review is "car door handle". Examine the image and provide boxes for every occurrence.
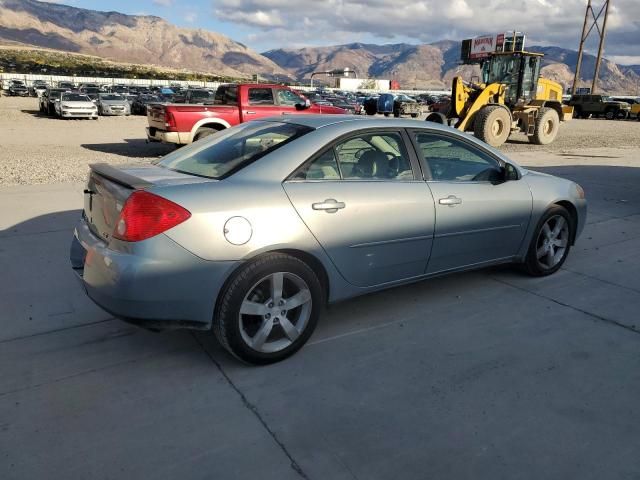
[245,111,256,114]
[439,195,463,206]
[312,199,345,213]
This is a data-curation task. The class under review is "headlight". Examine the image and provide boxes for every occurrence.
[575,183,585,199]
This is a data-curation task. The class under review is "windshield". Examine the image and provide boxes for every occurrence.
[62,93,91,102]
[100,94,125,101]
[157,121,313,179]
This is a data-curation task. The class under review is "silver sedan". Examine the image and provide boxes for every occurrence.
[70,116,586,363]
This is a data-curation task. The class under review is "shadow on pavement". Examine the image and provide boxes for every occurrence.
[81,139,174,158]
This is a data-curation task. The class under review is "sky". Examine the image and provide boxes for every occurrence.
[48,0,640,64]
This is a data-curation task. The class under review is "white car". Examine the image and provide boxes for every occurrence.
[55,93,98,119]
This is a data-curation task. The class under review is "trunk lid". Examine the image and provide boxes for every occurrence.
[84,163,213,242]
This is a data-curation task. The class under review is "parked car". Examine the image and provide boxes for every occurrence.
[131,94,163,115]
[29,80,48,97]
[569,94,631,119]
[71,116,586,364]
[55,92,98,119]
[611,97,640,120]
[57,81,75,90]
[39,88,68,115]
[146,83,347,145]
[79,86,101,102]
[7,80,29,96]
[391,94,422,118]
[172,88,216,104]
[96,93,131,116]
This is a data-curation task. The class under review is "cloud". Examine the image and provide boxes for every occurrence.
[184,11,197,23]
[152,0,173,6]
[214,0,640,56]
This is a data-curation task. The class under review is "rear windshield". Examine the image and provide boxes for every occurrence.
[157,121,312,179]
[191,90,214,99]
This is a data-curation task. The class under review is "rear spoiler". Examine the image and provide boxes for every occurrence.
[90,163,152,189]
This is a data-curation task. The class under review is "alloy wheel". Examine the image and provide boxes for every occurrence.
[239,272,312,353]
[536,215,569,269]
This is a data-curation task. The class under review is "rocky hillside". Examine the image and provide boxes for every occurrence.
[0,0,289,79]
[1,0,637,93]
[264,42,640,93]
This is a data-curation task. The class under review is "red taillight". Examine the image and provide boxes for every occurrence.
[165,110,176,129]
[113,190,191,242]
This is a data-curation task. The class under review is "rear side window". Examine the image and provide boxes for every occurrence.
[214,86,238,105]
[248,88,275,105]
[158,121,312,179]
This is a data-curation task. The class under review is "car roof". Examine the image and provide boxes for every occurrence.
[262,114,453,133]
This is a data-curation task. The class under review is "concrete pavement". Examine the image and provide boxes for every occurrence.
[1,148,640,479]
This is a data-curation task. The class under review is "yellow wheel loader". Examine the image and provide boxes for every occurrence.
[427,50,573,147]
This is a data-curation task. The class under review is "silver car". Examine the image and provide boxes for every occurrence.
[70,116,586,363]
[96,93,131,116]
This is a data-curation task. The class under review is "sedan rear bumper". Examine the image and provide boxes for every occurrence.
[71,216,238,330]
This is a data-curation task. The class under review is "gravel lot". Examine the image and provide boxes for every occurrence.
[1,95,639,186]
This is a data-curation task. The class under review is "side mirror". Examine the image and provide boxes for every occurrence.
[295,99,311,110]
[501,163,519,182]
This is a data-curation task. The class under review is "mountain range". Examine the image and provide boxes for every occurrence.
[1,0,638,93]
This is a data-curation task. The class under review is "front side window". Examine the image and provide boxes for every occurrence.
[276,89,305,106]
[292,131,414,181]
[414,133,502,182]
[158,121,312,179]
[248,88,275,105]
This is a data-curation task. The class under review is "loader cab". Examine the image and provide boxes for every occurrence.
[482,52,542,107]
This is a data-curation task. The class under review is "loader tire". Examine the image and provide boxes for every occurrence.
[530,107,560,145]
[473,106,511,147]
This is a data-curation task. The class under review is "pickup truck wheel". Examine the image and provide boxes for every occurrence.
[605,109,616,120]
[194,127,217,141]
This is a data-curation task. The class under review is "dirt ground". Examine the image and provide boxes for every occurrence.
[1,95,639,186]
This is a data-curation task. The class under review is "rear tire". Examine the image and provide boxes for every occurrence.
[473,105,511,147]
[425,112,447,124]
[193,126,218,141]
[523,205,573,276]
[605,108,616,120]
[213,253,322,364]
[530,107,560,145]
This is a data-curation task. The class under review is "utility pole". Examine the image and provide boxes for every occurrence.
[572,0,611,95]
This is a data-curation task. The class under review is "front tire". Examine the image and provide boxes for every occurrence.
[473,105,511,147]
[213,253,323,364]
[523,205,573,276]
[605,109,616,120]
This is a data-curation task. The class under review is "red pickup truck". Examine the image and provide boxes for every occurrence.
[146,83,348,145]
